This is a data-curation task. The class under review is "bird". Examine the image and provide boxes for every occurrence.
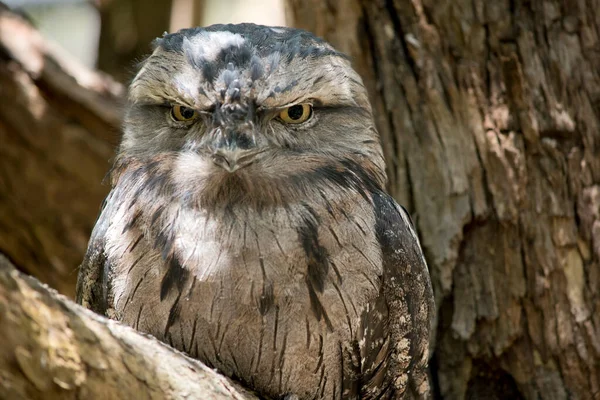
[76,23,435,400]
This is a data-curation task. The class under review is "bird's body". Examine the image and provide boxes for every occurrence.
[77,24,434,399]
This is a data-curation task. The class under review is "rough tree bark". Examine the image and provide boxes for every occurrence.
[287,0,600,399]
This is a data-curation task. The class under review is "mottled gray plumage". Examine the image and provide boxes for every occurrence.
[77,24,434,399]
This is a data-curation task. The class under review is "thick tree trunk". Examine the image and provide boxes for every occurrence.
[0,4,121,297]
[287,0,600,399]
[0,255,257,400]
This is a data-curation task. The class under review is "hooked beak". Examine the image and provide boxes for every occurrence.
[211,148,262,172]
[208,122,261,172]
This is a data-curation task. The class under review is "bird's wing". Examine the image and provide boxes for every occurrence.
[75,191,116,315]
[358,191,435,399]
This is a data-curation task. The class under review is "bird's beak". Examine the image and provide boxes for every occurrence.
[211,147,261,172]
[207,120,261,172]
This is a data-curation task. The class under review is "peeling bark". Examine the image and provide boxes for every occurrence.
[0,255,258,399]
[287,0,600,398]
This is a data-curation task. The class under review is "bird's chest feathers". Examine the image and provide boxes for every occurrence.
[161,201,379,312]
[108,195,383,356]
[170,207,301,285]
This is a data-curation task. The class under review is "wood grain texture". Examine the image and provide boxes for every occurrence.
[286,0,600,398]
[0,4,122,297]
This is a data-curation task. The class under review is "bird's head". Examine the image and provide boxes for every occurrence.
[114,24,386,208]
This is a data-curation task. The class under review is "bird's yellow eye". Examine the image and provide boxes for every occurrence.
[171,105,199,122]
[278,104,313,124]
